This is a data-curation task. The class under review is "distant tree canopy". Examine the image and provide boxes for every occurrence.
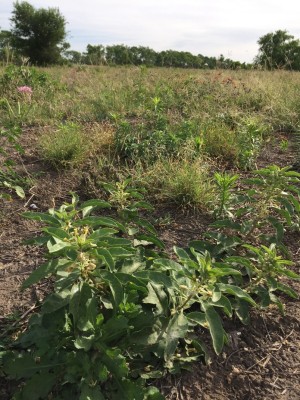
[255,30,300,70]
[63,44,249,70]
[8,1,68,65]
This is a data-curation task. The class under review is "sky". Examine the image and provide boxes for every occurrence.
[1,0,300,63]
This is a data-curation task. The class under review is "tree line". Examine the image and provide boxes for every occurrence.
[65,45,249,69]
[1,1,300,70]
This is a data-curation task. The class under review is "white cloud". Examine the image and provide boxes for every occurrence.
[1,0,300,62]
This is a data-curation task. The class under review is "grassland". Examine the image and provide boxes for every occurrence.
[0,65,300,400]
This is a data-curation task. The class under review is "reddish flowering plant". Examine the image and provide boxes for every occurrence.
[17,86,33,94]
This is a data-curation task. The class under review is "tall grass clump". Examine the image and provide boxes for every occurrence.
[39,122,88,169]
[139,158,214,210]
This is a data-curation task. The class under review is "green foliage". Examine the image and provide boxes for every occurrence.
[214,172,239,218]
[199,121,238,163]
[147,159,215,209]
[114,117,200,165]
[256,30,300,70]
[10,1,68,65]
[237,119,269,169]
[39,122,89,169]
[0,125,27,200]
[209,165,300,254]
[2,172,299,398]
[0,65,52,96]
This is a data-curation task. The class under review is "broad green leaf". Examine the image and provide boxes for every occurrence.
[42,227,70,240]
[273,208,292,226]
[135,234,165,249]
[42,292,70,313]
[96,248,115,271]
[277,197,295,216]
[89,228,119,240]
[134,217,157,234]
[210,294,233,317]
[269,292,284,314]
[164,312,188,361]
[100,316,129,344]
[174,246,191,260]
[210,265,242,277]
[210,219,242,230]
[79,200,111,218]
[69,282,97,332]
[224,256,251,268]
[119,257,145,274]
[268,217,284,242]
[217,283,256,306]
[115,273,148,291]
[23,235,51,246]
[75,216,125,232]
[22,211,60,226]
[135,271,174,289]
[79,199,111,210]
[145,386,165,400]
[234,298,250,324]
[74,333,95,351]
[15,185,25,199]
[283,170,300,177]
[98,236,132,247]
[80,383,105,400]
[288,195,300,212]
[276,282,298,298]
[117,379,146,400]
[3,352,41,378]
[276,266,300,279]
[55,270,81,291]
[47,239,71,253]
[18,372,57,400]
[143,282,168,315]
[22,259,68,289]
[186,311,207,327]
[101,348,128,379]
[109,247,135,258]
[101,271,124,309]
[153,258,184,272]
[131,201,154,211]
[202,304,226,355]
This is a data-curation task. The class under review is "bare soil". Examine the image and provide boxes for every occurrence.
[0,130,299,399]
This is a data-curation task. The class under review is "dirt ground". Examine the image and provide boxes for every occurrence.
[0,130,299,399]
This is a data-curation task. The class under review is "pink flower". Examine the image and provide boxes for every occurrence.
[17,86,33,94]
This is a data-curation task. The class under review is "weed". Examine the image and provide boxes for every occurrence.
[2,189,298,399]
[237,118,269,170]
[39,122,88,169]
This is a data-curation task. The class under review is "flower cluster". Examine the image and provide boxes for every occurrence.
[17,86,33,94]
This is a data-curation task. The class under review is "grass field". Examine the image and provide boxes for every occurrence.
[1,65,300,400]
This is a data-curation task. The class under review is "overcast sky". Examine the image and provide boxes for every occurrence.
[1,0,300,62]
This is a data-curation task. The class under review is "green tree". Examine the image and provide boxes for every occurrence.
[0,29,14,63]
[255,30,300,70]
[84,44,105,65]
[10,1,68,65]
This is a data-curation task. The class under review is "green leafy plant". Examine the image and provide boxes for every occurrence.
[279,139,289,152]
[212,165,300,248]
[1,194,200,399]
[1,184,299,399]
[0,65,53,97]
[0,125,27,200]
[237,119,268,170]
[114,117,199,165]
[214,171,239,218]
